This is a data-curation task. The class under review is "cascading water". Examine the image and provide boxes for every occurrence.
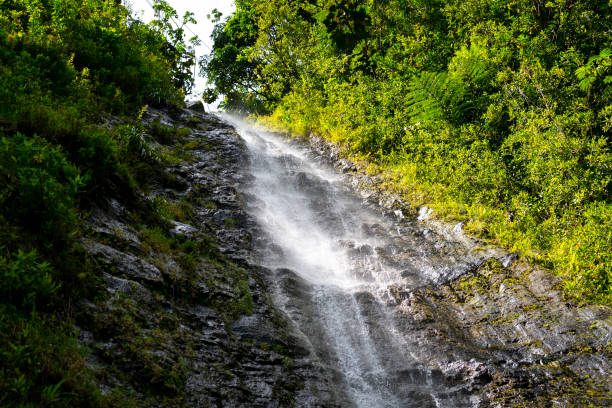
[224,117,499,407]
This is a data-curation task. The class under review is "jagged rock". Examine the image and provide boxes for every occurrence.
[169,220,198,237]
[76,107,611,408]
[187,100,205,112]
[77,108,348,408]
[83,239,163,284]
[102,273,154,304]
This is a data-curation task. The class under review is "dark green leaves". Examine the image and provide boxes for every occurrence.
[0,250,58,311]
[201,3,269,113]
[0,134,82,243]
[318,1,371,54]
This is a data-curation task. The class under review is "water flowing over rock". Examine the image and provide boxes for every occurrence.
[227,117,611,407]
[79,107,611,407]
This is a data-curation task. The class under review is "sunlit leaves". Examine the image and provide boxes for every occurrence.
[208,0,612,301]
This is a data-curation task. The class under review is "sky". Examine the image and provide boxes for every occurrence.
[126,0,236,100]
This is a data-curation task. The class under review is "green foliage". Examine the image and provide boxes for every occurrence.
[210,0,612,304]
[201,3,270,113]
[318,0,371,54]
[119,124,157,163]
[404,71,474,125]
[0,1,199,405]
[149,0,200,95]
[0,0,190,115]
[0,133,82,244]
[140,226,174,255]
[0,309,107,408]
[75,128,122,191]
[555,202,612,305]
[152,196,194,223]
[576,49,612,93]
[148,120,190,145]
[0,250,58,311]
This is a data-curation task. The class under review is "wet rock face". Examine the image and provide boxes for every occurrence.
[304,134,612,407]
[84,239,164,285]
[78,108,344,407]
[79,108,611,407]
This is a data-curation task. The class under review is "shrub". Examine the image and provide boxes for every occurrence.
[0,310,106,408]
[149,120,190,145]
[556,202,612,304]
[74,128,121,191]
[0,250,58,311]
[0,134,82,244]
[118,125,158,163]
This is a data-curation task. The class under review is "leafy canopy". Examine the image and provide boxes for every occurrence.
[204,0,612,305]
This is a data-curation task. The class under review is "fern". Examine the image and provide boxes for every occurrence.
[405,55,493,125]
[405,71,471,124]
[404,71,444,123]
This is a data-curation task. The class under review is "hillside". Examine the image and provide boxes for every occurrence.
[0,1,254,405]
[1,0,611,406]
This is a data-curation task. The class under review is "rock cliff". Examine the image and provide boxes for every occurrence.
[76,106,611,407]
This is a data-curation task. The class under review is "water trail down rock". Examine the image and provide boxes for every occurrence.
[220,117,612,407]
[220,118,496,407]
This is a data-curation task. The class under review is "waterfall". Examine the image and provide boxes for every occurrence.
[224,116,489,407]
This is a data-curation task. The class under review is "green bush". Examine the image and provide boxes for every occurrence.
[556,202,612,305]
[149,120,190,145]
[0,250,58,311]
[0,309,106,408]
[74,128,121,192]
[207,0,612,304]
[0,134,82,244]
[119,125,158,163]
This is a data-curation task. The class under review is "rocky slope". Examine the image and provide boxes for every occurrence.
[76,106,348,407]
[307,134,612,407]
[75,105,611,407]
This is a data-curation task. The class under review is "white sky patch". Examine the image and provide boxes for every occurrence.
[126,0,236,101]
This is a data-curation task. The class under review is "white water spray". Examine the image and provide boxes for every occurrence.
[223,115,488,407]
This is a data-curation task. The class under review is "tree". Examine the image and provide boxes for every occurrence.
[201,3,271,113]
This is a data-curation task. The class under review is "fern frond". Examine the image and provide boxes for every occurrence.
[404,52,496,126]
[404,71,471,125]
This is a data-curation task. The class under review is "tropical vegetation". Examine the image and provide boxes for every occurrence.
[203,0,612,305]
[0,0,198,405]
